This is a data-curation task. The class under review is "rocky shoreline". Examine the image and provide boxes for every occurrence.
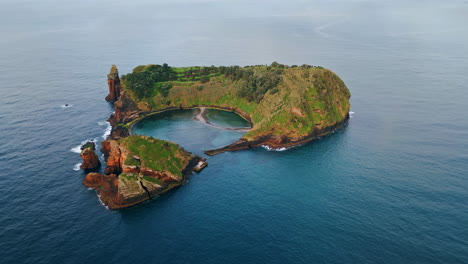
[204,114,349,155]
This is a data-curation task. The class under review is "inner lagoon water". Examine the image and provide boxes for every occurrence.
[132,109,250,153]
[1,0,467,263]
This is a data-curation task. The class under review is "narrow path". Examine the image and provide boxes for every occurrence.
[193,107,251,132]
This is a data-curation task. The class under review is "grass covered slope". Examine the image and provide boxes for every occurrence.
[120,135,197,181]
[114,63,351,152]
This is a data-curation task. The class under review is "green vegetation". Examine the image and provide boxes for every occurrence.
[81,142,95,150]
[235,68,282,102]
[121,62,297,101]
[121,64,176,98]
[120,135,194,179]
[142,176,164,185]
[119,62,351,142]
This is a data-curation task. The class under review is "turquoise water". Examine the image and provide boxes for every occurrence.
[132,109,250,153]
[0,0,467,263]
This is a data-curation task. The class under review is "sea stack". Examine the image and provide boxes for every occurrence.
[105,65,121,102]
[80,142,101,170]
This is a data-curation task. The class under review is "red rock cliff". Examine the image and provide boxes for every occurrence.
[101,140,121,175]
[105,65,121,102]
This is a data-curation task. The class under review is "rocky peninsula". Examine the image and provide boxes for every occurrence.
[82,62,350,209]
[83,135,204,209]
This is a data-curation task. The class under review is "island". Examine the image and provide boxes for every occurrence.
[83,62,351,209]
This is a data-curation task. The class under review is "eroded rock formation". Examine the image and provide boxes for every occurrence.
[80,142,101,170]
[101,139,121,175]
[105,65,121,102]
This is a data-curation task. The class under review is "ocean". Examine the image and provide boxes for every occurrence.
[0,0,467,263]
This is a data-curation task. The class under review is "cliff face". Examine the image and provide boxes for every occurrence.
[80,142,101,169]
[102,64,140,139]
[105,65,121,102]
[84,136,204,209]
[108,92,140,126]
[101,140,121,175]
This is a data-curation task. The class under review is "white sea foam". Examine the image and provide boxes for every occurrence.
[71,121,110,154]
[73,163,82,171]
[70,138,98,153]
[349,111,355,117]
[70,145,81,154]
[101,121,111,139]
[262,145,288,151]
[97,194,110,210]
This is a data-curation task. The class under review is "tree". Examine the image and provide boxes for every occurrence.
[271,61,280,68]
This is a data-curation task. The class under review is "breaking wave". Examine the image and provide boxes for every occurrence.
[97,194,110,210]
[100,121,111,139]
[73,163,82,171]
[70,138,98,153]
[262,145,288,151]
[71,120,110,154]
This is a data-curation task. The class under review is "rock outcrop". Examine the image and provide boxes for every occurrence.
[84,136,205,209]
[101,139,121,175]
[105,65,121,102]
[80,142,101,170]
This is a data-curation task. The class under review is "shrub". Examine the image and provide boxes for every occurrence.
[200,76,210,83]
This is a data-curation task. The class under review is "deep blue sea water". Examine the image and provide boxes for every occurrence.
[1,0,467,263]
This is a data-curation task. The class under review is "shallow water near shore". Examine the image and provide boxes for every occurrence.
[1,0,468,263]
